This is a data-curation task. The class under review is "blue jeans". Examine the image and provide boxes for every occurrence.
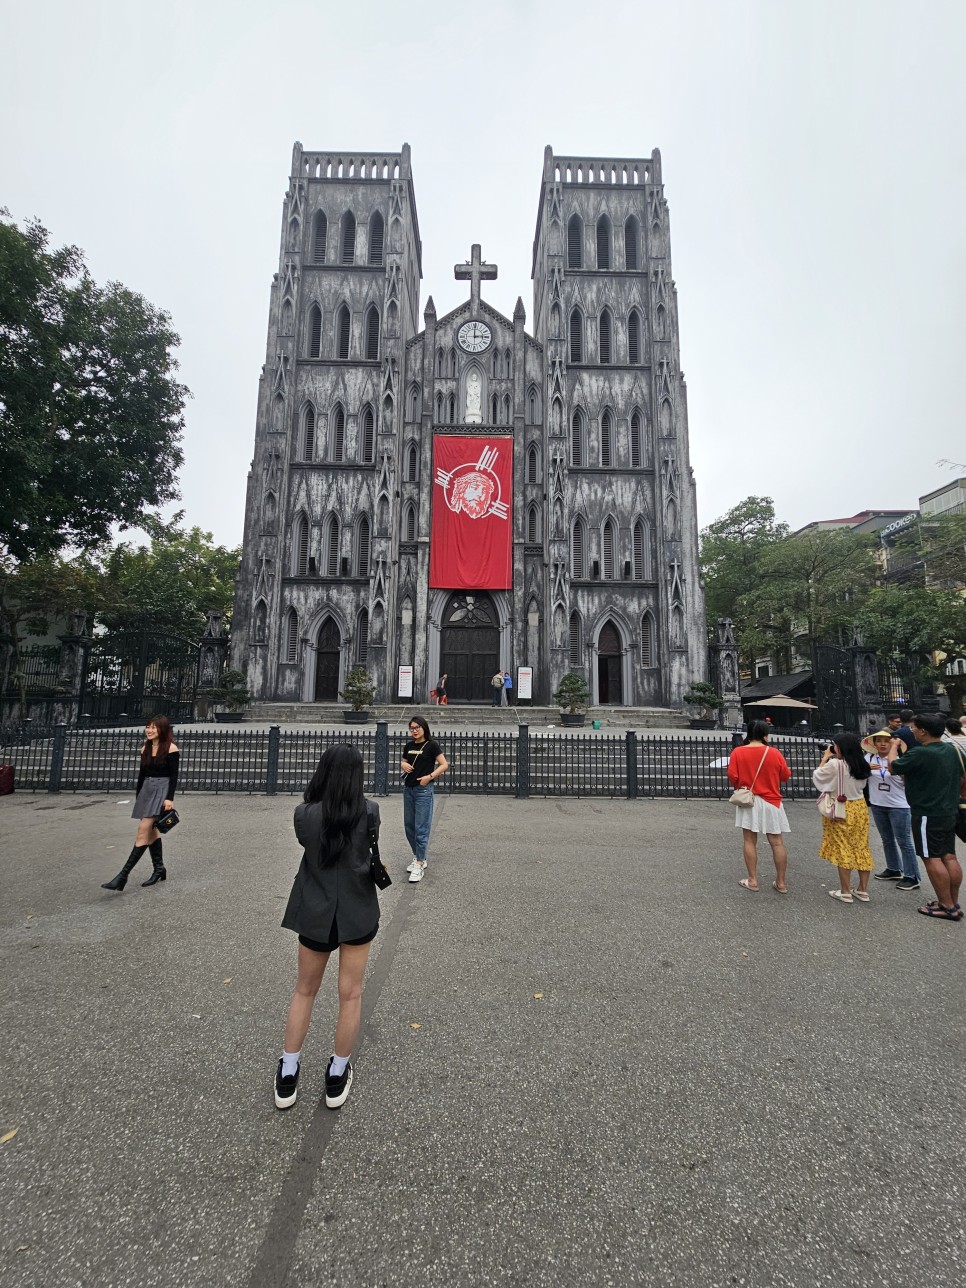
[403,784,434,862]
[869,804,920,881]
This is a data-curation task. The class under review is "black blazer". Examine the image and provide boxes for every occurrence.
[281,799,380,943]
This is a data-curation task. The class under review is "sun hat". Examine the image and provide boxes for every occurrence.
[861,729,895,754]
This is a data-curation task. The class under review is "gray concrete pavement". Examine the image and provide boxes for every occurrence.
[1,790,963,1288]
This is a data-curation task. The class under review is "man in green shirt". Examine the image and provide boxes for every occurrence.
[889,712,965,921]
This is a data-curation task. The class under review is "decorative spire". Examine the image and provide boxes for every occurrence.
[424,295,436,319]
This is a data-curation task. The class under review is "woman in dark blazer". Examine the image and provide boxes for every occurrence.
[274,745,381,1112]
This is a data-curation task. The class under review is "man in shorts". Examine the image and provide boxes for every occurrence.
[889,712,965,921]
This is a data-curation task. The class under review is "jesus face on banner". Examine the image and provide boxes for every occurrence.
[449,470,494,519]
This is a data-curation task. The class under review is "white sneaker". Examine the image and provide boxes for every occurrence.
[408,862,426,883]
[406,860,418,873]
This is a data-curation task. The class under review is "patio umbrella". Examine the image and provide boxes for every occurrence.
[742,695,818,709]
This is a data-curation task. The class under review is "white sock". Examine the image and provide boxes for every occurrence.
[329,1053,350,1077]
[281,1049,301,1078]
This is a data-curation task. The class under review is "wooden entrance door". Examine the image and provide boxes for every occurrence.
[597,621,623,704]
[314,619,341,701]
[439,593,499,703]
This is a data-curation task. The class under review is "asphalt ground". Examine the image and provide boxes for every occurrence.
[1,790,963,1288]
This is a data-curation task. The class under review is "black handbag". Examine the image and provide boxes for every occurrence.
[367,810,391,889]
[155,807,180,834]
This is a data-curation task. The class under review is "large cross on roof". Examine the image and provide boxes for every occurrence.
[454,243,497,312]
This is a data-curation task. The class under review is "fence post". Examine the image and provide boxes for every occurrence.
[516,723,529,799]
[375,721,389,795]
[266,725,280,796]
[49,721,67,793]
[625,730,638,799]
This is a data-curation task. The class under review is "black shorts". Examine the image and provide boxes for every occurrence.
[298,921,378,954]
[910,814,958,860]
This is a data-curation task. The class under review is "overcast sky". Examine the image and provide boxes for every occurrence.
[3,0,964,550]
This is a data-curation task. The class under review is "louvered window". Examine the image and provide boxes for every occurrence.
[569,309,583,363]
[569,612,582,665]
[624,217,640,271]
[572,520,585,578]
[641,613,654,667]
[567,215,583,269]
[368,213,384,265]
[526,445,538,484]
[312,211,327,264]
[333,406,345,462]
[361,406,375,463]
[571,411,584,467]
[630,411,643,468]
[357,516,370,577]
[406,443,418,481]
[435,392,443,423]
[337,306,350,360]
[326,515,340,576]
[365,307,380,361]
[599,310,612,364]
[491,395,499,423]
[628,310,641,365]
[405,504,417,543]
[601,411,613,468]
[340,212,356,264]
[602,519,615,579]
[448,393,456,424]
[295,515,309,576]
[308,305,322,358]
[527,505,538,544]
[356,610,369,664]
[285,610,299,663]
[302,406,315,461]
[596,217,611,270]
[633,520,645,579]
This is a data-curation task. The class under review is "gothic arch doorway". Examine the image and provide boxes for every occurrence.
[314,618,341,701]
[439,593,499,702]
[597,620,623,704]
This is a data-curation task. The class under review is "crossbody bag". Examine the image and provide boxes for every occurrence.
[729,748,769,807]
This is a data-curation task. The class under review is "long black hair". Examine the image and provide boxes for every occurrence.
[303,744,366,862]
[744,720,772,744]
[833,732,871,781]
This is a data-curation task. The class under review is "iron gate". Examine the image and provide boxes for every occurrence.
[78,633,200,725]
[812,643,859,731]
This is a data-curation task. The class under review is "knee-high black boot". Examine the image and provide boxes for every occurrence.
[142,839,166,887]
[101,845,147,891]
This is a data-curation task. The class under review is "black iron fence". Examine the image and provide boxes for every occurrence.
[0,722,830,801]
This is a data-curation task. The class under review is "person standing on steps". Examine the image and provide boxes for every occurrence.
[435,673,448,705]
[491,670,504,706]
[274,745,383,1112]
[101,715,179,891]
[400,716,448,883]
[503,671,513,706]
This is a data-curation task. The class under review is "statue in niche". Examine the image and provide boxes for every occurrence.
[465,369,483,424]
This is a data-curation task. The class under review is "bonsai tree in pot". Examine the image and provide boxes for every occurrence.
[682,680,725,729]
[340,665,376,722]
[208,669,251,723]
[553,671,592,727]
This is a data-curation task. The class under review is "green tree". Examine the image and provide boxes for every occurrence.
[0,210,188,560]
[855,584,966,715]
[699,497,789,664]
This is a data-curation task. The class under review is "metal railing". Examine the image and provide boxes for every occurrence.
[0,722,830,801]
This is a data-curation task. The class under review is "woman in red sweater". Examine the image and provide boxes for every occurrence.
[728,720,792,892]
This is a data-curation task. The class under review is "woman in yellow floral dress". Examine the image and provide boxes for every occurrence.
[813,733,874,903]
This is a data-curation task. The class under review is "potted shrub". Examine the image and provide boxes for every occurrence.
[208,669,251,723]
[340,665,376,723]
[554,671,592,727]
[682,680,725,729]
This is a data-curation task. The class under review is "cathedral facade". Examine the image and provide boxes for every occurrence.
[231,143,706,706]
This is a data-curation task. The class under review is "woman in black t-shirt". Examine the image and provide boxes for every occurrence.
[400,716,448,883]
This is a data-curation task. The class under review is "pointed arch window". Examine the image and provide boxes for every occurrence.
[448,393,456,424]
[308,304,322,359]
[599,309,612,364]
[407,384,420,422]
[600,410,613,468]
[435,391,443,423]
[503,394,512,424]
[361,405,375,464]
[630,410,644,468]
[356,515,371,577]
[527,504,539,545]
[567,214,583,269]
[406,442,418,482]
[368,212,384,265]
[356,609,369,664]
[312,211,327,264]
[628,309,642,365]
[571,517,586,578]
[527,386,538,424]
[493,350,503,379]
[491,394,499,423]
[284,609,299,663]
[340,211,356,265]
[640,612,655,667]
[404,503,417,543]
[526,444,539,484]
[569,611,582,666]
[294,514,309,577]
[602,518,616,579]
[365,306,380,361]
[596,215,612,270]
[301,405,316,461]
[337,305,350,360]
[656,304,667,339]
[325,514,340,577]
[331,405,346,462]
[570,409,585,467]
[253,600,267,644]
[448,349,457,378]
[624,216,640,271]
[569,308,583,364]
[505,349,513,379]
[435,349,444,377]
[633,519,647,580]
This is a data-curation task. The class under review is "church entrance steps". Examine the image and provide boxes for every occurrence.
[246,702,688,729]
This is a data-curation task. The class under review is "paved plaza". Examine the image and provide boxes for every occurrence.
[1,789,964,1287]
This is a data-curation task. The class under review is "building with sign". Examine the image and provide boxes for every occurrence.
[231,143,706,706]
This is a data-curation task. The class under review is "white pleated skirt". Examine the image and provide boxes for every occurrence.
[735,796,791,835]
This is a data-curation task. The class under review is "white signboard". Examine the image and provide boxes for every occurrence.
[397,666,414,699]
[517,667,533,701]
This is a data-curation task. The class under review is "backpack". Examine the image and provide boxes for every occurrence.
[491,674,504,689]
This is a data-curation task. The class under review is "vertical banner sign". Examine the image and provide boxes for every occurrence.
[517,667,533,701]
[397,666,414,698]
[430,437,513,590]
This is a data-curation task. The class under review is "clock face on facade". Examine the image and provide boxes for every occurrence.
[457,321,492,353]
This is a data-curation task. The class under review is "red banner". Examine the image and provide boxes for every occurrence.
[429,436,513,589]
